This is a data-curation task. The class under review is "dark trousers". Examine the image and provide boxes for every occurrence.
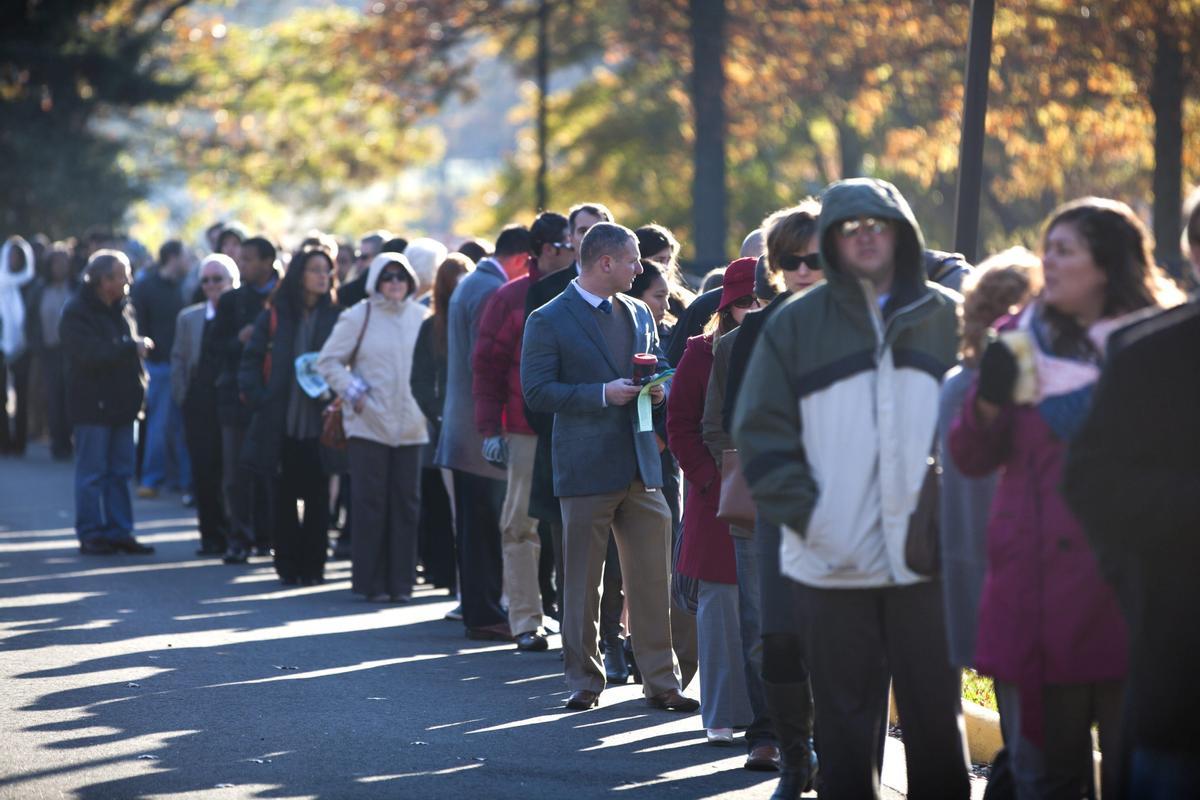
[39,347,72,458]
[347,438,421,598]
[183,389,227,551]
[600,536,625,640]
[0,352,31,454]
[796,580,970,800]
[418,466,456,591]
[221,424,273,550]
[452,470,506,629]
[272,436,328,581]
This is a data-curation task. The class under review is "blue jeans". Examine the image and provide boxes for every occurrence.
[74,424,136,543]
[1129,748,1200,799]
[142,361,190,490]
[734,534,774,747]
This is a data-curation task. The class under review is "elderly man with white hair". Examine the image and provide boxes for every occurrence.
[171,254,240,557]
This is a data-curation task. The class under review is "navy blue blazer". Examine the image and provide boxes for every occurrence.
[521,282,669,497]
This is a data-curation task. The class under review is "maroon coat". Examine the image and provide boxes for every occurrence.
[949,375,1128,745]
[669,335,736,584]
[471,270,540,437]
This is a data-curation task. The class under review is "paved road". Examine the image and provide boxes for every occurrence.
[0,444,981,799]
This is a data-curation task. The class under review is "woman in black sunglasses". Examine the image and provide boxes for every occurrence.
[700,199,823,795]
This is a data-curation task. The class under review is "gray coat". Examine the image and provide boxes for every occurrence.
[521,282,669,498]
[170,303,206,407]
[937,365,997,668]
[433,258,507,479]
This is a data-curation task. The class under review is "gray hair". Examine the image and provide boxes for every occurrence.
[579,222,635,271]
[83,249,131,283]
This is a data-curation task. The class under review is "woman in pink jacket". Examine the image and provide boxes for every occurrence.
[949,197,1185,799]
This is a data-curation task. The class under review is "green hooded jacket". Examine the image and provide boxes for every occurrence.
[731,178,960,588]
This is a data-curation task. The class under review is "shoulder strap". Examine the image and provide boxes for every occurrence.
[348,303,371,367]
[268,306,278,338]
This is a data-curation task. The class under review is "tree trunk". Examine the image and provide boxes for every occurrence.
[1149,22,1184,276]
[690,0,727,273]
[837,118,864,180]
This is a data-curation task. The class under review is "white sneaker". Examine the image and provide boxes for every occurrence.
[706,728,734,745]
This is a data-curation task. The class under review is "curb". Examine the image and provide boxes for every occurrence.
[888,691,1002,764]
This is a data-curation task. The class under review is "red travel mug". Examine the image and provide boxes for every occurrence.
[632,353,657,385]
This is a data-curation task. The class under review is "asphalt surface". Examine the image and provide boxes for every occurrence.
[0,443,980,799]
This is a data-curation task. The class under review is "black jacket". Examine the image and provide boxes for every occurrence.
[410,315,447,437]
[58,284,146,426]
[665,286,721,367]
[721,290,792,432]
[338,271,369,309]
[237,300,341,474]
[1063,297,1200,755]
[130,270,185,363]
[209,282,275,426]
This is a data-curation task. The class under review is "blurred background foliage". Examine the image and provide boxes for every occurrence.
[1,0,1196,273]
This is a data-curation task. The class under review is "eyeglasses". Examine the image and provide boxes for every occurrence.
[199,275,228,285]
[731,295,760,309]
[552,242,574,252]
[779,253,821,272]
[838,217,893,239]
[377,271,407,283]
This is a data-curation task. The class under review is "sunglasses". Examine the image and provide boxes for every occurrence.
[377,270,408,283]
[731,295,760,309]
[552,242,574,252]
[199,275,228,285]
[838,217,893,239]
[779,253,821,272]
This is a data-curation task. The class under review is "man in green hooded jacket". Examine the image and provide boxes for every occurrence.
[733,177,970,798]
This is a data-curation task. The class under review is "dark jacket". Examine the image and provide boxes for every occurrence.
[58,284,146,427]
[669,335,735,584]
[1063,297,1200,755]
[666,286,721,366]
[210,281,275,426]
[130,270,185,363]
[338,270,369,309]
[410,315,448,438]
[237,300,341,474]
[23,277,77,351]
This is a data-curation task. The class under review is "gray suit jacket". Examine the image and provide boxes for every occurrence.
[170,303,206,407]
[521,282,669,497]
[434,258,507,479]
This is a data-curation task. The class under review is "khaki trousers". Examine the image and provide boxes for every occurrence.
[501,433,543,635]
[561,481,680,697]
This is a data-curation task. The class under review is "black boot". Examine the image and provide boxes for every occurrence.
[602,634,629,684]
[623,636,642,684]
[763,678,818,800]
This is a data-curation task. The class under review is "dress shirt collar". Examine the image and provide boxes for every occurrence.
[572,278,612,309]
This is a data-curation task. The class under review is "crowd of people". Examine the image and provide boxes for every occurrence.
[3,178,1198,800]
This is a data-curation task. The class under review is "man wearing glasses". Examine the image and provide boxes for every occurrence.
[733,178,970,798]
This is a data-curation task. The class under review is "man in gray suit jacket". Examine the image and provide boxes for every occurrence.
[522,222,697,713]
[435,225,532,640]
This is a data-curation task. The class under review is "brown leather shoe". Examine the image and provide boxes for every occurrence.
[564,690,600,710]
[646,689,700,713]
[744,742,782,771]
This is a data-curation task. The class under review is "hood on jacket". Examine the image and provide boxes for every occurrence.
[365,252,419,299]
[403,238,448,292]
[817,178,927,310]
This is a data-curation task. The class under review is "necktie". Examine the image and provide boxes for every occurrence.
[597,298,612,314]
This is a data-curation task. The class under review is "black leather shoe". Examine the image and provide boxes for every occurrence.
[564,690,600,710]
[110,538,155,555]
[515,631,549,652]
[196,544,226,556]
[222,546,249,564]
[647,689,700,713]
[603,635,630,684]
[79,540,115,555]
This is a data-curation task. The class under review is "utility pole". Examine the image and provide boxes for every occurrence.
[536,0,550,211]
[952,0,996,264]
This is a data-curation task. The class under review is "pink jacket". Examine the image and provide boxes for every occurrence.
[949,375,1127,744]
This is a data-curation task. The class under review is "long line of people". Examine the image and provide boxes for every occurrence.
[8,178,1198,799]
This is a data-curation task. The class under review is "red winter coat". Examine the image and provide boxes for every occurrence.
[472,271,539,437]
[669,335,736,584]
[949,335,1128,745]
